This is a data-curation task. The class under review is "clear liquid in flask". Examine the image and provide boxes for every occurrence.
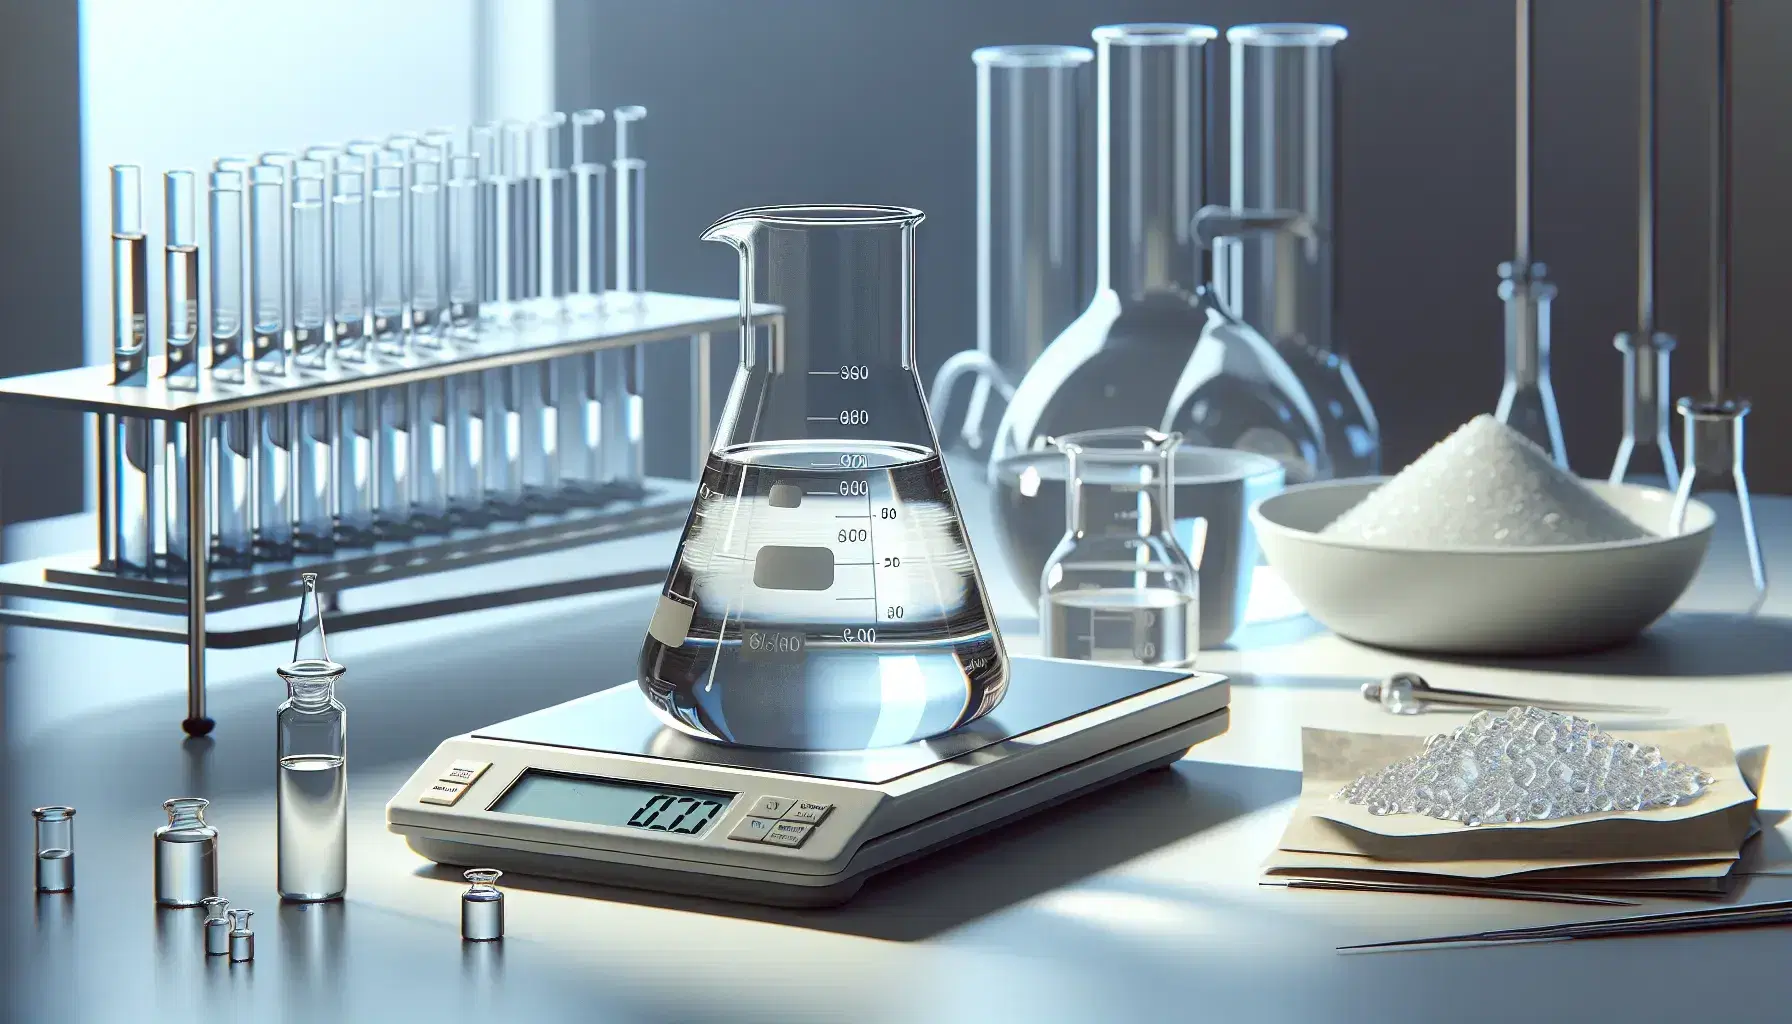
[639,440,1007,750]
[277,754,347,901]
[1043,587,1196,668]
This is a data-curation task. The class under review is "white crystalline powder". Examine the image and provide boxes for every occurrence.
[1322,414,1651,547]
[1335,707,1716,826]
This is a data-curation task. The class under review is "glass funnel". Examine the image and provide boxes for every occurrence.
[1040,429,1199,668]
[1219,24,1379,478]
[638,205,1009,751]
[991,24,1326,484]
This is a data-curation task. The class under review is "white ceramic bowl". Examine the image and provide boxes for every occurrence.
[1250,478,1714,655]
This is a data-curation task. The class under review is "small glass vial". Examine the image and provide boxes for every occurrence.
[460,868,505,941]
[33,806,75,893]
[228,909,255,962]
[277,574,348,901]
[1040,428,1201,668]
[202,897,232,955]
[154,796,219,906]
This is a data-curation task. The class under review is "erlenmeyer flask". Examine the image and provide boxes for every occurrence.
[991,24,1326,484]
[1671,399,1766,615]
[638,205,1009,751]
[1040,429,1199,668]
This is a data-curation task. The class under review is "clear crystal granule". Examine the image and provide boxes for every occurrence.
[1334,707,1717,826]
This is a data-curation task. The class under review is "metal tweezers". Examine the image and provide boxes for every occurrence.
[1338,898,1792,952]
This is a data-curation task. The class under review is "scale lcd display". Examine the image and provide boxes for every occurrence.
[492,771,735,837]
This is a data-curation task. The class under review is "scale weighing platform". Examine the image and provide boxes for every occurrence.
[388,657,1229,906]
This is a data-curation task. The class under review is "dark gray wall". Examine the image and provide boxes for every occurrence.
[557,0,1792,490]
[0,1,86,522]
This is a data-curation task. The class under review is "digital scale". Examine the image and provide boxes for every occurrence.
[387,657,1230,906]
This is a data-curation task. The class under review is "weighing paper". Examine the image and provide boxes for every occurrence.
[1289,724,1755,858]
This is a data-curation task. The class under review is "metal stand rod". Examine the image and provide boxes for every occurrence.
[1514,0,1533,267]
[1707,0,1733,402]
[184,407,211,736]
[1637,0,1659,337]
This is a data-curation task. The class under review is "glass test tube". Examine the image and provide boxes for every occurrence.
[207,170,254,566]
[160,171,200,573]
[332,171,377,544]
[249,165,288,373]
[554,111,610,501]
[446,157,486,519]
[293,172,336,553]
[409,158,452,531]
[260,152,300,349]
[291,165,329,368]
[369,163,412,536]
[505,122,540,313]
[468,124,501,328]
[107,165,155,572]
[570,110,608,313]
[163,171,201,383]
[613,106,647,308]
[208,168,247,382]
[534,113,570,317]
[447,156,481,329]
[33,806,76,893]
[249,167,296,560]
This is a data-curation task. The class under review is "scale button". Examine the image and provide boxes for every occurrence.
[783,801,832,824]
[751,796,795,818]
[729,816,779,843]
[418,781,468,806]
[763,822,813,848]
[440,760,491,786]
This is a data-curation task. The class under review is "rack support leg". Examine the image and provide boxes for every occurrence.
[182,409,212,737]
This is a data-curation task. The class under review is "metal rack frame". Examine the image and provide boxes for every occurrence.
[0,292,773,735]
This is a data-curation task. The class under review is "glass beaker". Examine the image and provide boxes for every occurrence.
[990,25,1326,485]
[33,806,75,893]
[930,44,1091,458]
[1040,429,1199,667]
[1219,24,1379,478]
[638,205,1009,751]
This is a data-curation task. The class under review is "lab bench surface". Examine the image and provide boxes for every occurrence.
[6,473,1792,1023]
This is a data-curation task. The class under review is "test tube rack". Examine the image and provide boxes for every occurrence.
[0,294,777,735]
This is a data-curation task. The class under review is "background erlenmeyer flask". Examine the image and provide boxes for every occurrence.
[638,205,1009,751]
[930,44,1091,459]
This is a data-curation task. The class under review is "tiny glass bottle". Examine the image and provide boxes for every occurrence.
[33,806,75,893]
[228,909,255,962]
[276,574,348,902]
[203,897,231,954]
[1040,428,1200,668]
[461,868,504,941]
[154,796,219,906]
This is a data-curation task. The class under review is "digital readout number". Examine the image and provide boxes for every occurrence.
[626,794,727,835]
